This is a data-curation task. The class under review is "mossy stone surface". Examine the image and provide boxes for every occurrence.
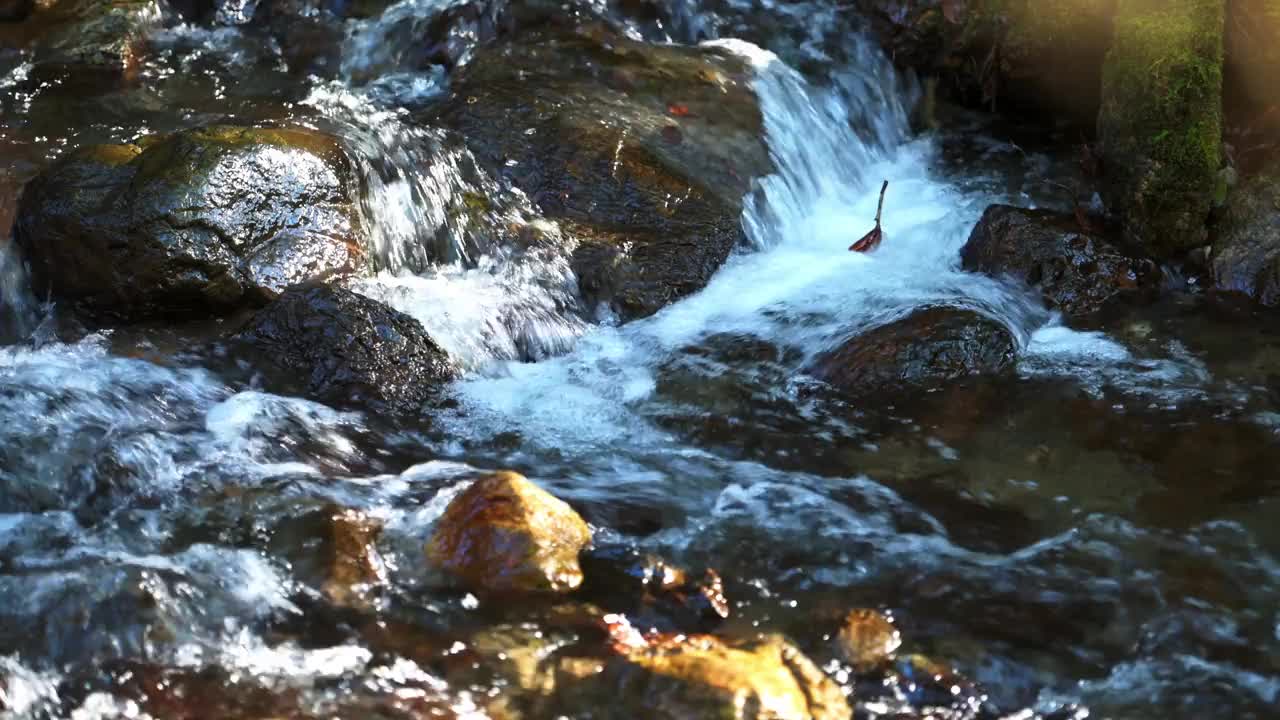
[1098,0,1225,257]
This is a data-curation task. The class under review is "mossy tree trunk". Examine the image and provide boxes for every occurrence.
[1097,0,1225,258]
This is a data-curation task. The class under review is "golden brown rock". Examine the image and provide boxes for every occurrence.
[320,505,387,608]
[564,625,852,720]
[835,609,901,671]
[427,471,591,594]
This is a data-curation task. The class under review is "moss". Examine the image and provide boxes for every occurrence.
[1098,0,1224,256]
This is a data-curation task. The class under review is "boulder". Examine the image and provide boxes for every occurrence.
[811,307,1016,394]
[427,471,592,594]
[1097,0,1225,258]
[835,609,901,672]
[1210,168,1280,306]
[232,285,456,413]
[15,126,364,322]
[28,0,166,82]
[432,25,772,322]
[961,204,1161,316]
[556,628,852,720]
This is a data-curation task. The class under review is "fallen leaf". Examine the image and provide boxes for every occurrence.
[850,180,889,253]
[667,103,691,117]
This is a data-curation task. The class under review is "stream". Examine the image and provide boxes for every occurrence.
[1,1,1278,718]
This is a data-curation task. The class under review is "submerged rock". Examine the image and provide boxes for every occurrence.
[962,204,1161,316]
[427,471,592,594]
[433,25,771,322]
[15,126,363,322]
[0,0,30,22]
[1211,168,1280,306]
[1097,0,1225,258]
[232,285,455,413]
[811,307,1016,394]
[578,545,730,633]
[271,503,388,609]
[557,629,851,720]
[836,608,901,672]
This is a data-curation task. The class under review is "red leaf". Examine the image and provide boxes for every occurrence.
[849,227,882,253]
[667,103,691,117]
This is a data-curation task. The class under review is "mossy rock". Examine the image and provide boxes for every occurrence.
[15,125,365,322]
[1097,0,1225,258]
[432,25,772,322]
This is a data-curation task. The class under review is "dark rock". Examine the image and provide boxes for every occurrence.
[29,0,166,82]
[15,126,364,323]
[232,285,456,413]
[962,204,1161,316]
[432,25,771,322]
[577,544,730,633]
[1211,168,1280,306]
[811,307,1016,394]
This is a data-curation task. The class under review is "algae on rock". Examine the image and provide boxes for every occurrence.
[1097,0,1225,258]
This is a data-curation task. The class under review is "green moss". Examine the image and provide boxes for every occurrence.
[1098,0,1224,256]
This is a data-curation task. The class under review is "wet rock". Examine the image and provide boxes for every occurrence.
[427,471,592,594]
[836,608,901,671]
[232,285,456,413]
[271,503,387,609]
[811,307,1016,394]
[29,0,166,82]
[15,126,364,322]
[557,628,852,720]
[961,204,1161,316]
[577,544,730,633]
[433,25,771,322]
[1097,0,1225,258]
[1211,168,1280,306]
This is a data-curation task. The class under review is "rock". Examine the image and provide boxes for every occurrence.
[835,609,901,672]
[29,0,166,82]
[961,204,1161,316]
[15,126,364,322]
[811,307,1016,394]
[1212,168,1280,305]
[856,0,1115,125]
[1098,0,1225,258]
[427,471,592,594]
[232,285,456,413]
[558,628,852,720]
[577,544,730,633]
[432,25,771,322]
[270,503,387,609]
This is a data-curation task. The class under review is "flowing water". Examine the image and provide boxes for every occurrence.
[1,1,1278,718]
